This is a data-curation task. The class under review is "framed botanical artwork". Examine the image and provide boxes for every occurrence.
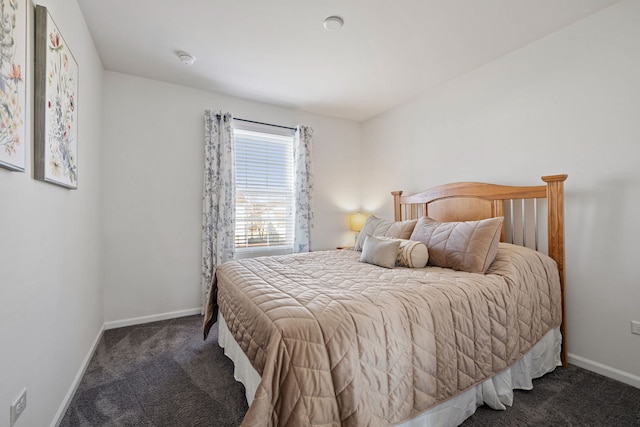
[34,5,79,189]
[0,0,27,172]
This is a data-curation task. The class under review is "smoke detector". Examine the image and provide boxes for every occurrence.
[323,16,343,31]
[177,51,196,65]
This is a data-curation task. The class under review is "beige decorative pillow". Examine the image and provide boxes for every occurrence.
[376,237,429,268]
[360,235,401,269]
[354,215,418,251]
[409,216,503,273]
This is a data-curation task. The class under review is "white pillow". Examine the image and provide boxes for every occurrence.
[410,216,503,273]
[360,235,401,269]
[376,237,429,268]
[354,215,418,251]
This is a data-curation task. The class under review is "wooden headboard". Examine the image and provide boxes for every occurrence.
[392,174,568,366]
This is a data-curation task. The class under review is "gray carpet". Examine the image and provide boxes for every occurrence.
[60,315,640,426]
[60,316,247,426]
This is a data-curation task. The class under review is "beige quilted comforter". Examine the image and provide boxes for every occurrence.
[204,243,561,427]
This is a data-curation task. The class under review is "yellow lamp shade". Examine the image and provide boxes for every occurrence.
[350,212,368,232]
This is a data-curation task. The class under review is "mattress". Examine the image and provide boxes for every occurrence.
[206,244,562,426]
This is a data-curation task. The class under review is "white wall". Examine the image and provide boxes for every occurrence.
[361,0,640,384]
[0,1,104,426]
[102,71,361,323]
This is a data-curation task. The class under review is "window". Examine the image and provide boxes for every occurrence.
[233,124,295,256]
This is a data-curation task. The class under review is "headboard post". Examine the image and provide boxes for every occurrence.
[492,200,505,241]
[392,191,403,221]
[542,174,568,367]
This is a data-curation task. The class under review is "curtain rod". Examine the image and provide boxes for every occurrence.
[235,117,296,131]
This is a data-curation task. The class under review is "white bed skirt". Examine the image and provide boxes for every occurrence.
[217,314,562,427]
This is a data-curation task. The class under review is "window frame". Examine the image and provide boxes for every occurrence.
[233,121,295,258]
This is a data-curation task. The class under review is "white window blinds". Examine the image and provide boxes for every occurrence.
[233,127,294,253]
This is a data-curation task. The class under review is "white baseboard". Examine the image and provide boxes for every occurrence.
[103,308,202,330]
[50,324,105,427]
[568,353,640,389]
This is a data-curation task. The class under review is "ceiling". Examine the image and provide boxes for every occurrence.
[78,0,620,122]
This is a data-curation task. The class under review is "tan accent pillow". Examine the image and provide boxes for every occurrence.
[409,216,503,273]
[354,215,418,251]
[360,235,401,269]
[376,237,429,268]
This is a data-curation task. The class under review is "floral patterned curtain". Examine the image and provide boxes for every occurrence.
[201,111,235,311]
[293,125,314,253]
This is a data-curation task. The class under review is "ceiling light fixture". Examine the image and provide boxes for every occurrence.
[177,51,196,65]
[323,16,344,31]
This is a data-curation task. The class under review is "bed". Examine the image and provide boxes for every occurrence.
[203,174,568,427]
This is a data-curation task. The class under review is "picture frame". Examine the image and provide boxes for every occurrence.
[0,0,27,172]
[34,5,79,189]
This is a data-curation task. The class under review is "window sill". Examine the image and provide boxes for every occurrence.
[234,246,293,260]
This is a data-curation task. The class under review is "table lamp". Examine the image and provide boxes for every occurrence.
[350,212,368,242]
